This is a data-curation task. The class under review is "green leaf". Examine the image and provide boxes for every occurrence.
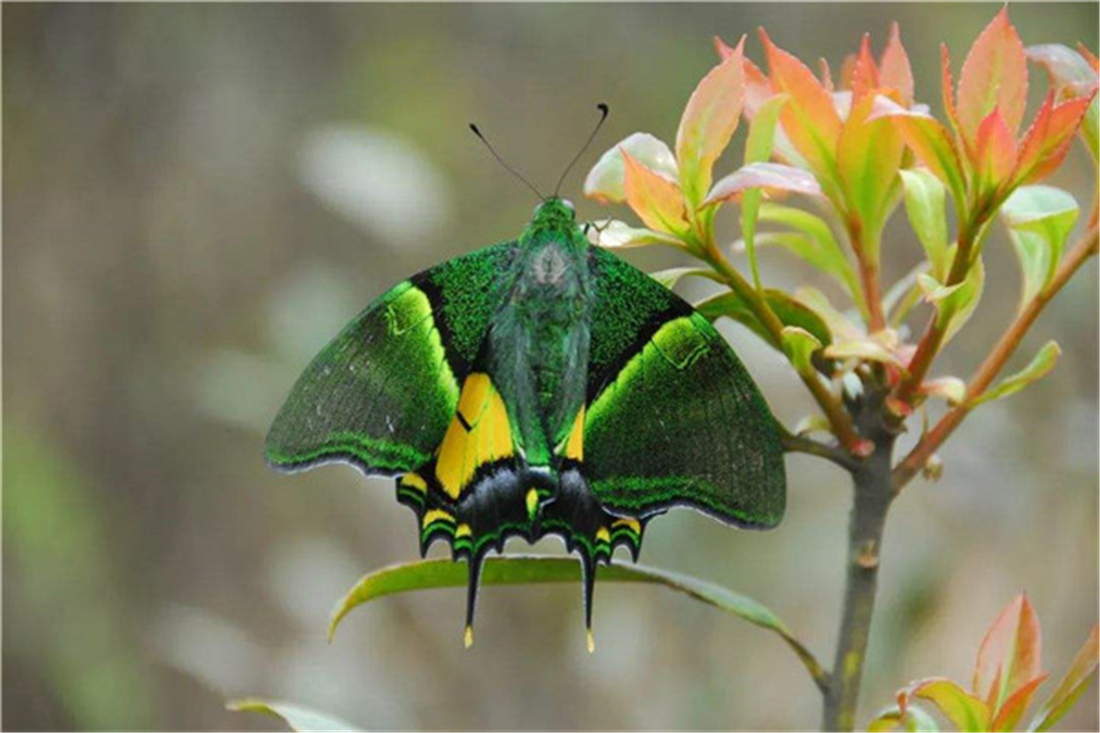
[584,133,679,204]
[696,288,833,351]
[884,263,931,327]
[1029,625,1099,732]
[905,678,991,732]
[922,377,967,406]
[868,703,941,732]
[918,253,985,345]
[970,341,1061,407]
[900,169,950,279]
[327,556,824,684]
[755,203,864,309]
[1001,185,1080,311]
[781,326,823,374]
[226,699,361,732]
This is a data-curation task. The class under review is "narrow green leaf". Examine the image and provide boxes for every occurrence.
[327,556,825,686]
[970,341,1061,407]
[919,254,985,344]
[1029,625,1099,732]
[1001,185,1080,311]
[756,203,864,309]
[741,95,792,290]
[883,263,930,327]
[899,169,950,279]
[226,699,360,732]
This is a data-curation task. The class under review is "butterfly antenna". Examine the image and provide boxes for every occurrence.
[469,123,545,201]
[553,102,610,197]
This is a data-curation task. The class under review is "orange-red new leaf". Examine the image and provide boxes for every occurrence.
[990,674,1048,732]
[851,34,880,103]
[957,7,1029,141]
[879,23,914,106]
[1013,90,1097,186]
[974,108,1019,194]
[621,150,689,236]
[974,594,1043,711]
[759,28,842,179]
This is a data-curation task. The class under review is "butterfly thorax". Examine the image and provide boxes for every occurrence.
[488,199,592,471]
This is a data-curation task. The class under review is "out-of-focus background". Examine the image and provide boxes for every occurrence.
[4,4,1097,730]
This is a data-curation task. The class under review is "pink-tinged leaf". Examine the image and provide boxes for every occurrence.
[819,58,835,93]
[677,37,746,207]
[871,96,967,210]
[957,8,1029,142]
[880,23,915,106]
[1030,625,1099,732]
[1027,44,1099,99]
[621,150,689,236]
[906,678,991,732]
[974,108,1019,195]
[851,34,880,103]
[991,674,1048,732]
[974,594,1043,712]
[714,35,737,60]
[1012,90,1097,187]
[759,28,843,178]
[585,133,678,204]
[701,162,822,208]
[941,45,970,160]
[837,91,905,246]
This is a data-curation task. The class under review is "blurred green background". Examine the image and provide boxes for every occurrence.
[4,3,1097,730]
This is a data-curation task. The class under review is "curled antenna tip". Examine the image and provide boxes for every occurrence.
[586,629,596,654]
[464,625,474,648]
[597,103,609,116]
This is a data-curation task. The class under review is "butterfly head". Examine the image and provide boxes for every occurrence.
[531,197,577,226]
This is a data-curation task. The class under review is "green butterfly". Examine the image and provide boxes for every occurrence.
[266,132,786,649]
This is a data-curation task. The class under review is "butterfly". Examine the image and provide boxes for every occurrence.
[265,116,786,650]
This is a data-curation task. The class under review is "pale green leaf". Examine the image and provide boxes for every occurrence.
[584,133,679,204]
[327,556,824,685]
[868,704,941,732]
[781,326,823,374]
[742,95,793,289]
[647,267,720,290]
[919,255,985,345]
[906,678,991,732]
[970,341,1062,407]
[922,377,967,406]
[900,168,950,279]
[591,219,687,250]
[227,699,360,732]
[1001,185,1080,311]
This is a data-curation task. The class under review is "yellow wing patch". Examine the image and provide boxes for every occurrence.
[561,405,585,462]
[435,373,514,499]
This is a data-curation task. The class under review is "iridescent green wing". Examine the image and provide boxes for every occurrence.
[265,243,515,477]
[583,246,786,528]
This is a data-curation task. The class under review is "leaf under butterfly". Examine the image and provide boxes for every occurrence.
[326,556,825,688]
[226,699,360,732]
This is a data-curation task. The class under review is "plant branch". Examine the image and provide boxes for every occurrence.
[822,430,897,731]
[779,427,861,472]
[848,218,886,333]
[893,222,1099,490]
[701,244,865,454]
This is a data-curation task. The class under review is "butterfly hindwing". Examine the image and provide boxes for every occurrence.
[265,242,516,477]
[582,246,786,528]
